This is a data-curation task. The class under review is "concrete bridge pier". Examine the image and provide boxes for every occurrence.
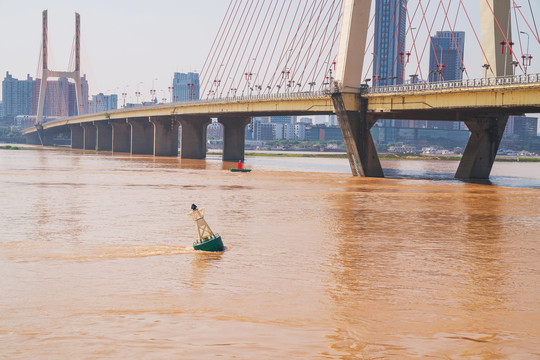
[25,130,42,145]
[455,115,508,179]
[150,116,179,156]
[178,116,211,159]
[128,118,154,155]
[35,124,55,146]
[70,125,84,149]
[110,120,131,153]
[95,122,112,151]
[332,94,384,177]
[81,123,97,150]
[219,116,251,161]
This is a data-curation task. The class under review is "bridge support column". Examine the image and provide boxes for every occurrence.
[128,118,154,155]
[25,131,42,145]
[95,122,112,151]
[219,116,251,161]
[34,124,54,146]
[332,93,383,177]
[81,123,97,150]
[70,125,83,149]
[150,116,179,156]
[455,115,508,179]
[178,116,211,159]
[111,120,131,153]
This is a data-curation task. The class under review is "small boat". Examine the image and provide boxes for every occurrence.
[230,160,251,172]
[187,204,224,252]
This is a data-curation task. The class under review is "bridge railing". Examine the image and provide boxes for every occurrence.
[364,73,540,95]
[38,90,333,124]
[155,89,332,108]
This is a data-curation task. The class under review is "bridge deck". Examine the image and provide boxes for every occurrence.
[364,73,540,115]
[23,92,337,134]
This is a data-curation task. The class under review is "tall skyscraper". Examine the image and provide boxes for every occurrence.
[2,72,35,119]
[428,31,465,82]
[373,0,407,86]
[172,72,199,102]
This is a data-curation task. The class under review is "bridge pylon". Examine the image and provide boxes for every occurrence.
[334,0,371,94]
[480,0,513,77]
[35,10,84,128]
[332,0,516,179]
[333,0,383,177]
[480,0,514,77]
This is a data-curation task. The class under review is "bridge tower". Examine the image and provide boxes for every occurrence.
[455,0,512,179]
[333,0,513,179]
[480,0,513,77]
[36,10,84,126]
[333,0,383,177]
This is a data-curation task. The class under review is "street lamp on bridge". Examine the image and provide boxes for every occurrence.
[482,63,491,78]
[168,86,174,102]
[520,31,531,75]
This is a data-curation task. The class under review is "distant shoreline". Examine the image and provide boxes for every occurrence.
[3,145,539,162]
[217,151,540,162]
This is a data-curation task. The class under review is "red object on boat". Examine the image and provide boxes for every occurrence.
[237,161,243,169]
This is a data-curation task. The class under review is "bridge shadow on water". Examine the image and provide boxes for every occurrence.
[103,152,540,189]
[108,153,236,172]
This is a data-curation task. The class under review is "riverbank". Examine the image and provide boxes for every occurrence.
[209,151,540,162]
[3,145,539,162]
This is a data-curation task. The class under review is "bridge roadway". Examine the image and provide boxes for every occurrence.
[23,91,336,161]
[23,74,540,179]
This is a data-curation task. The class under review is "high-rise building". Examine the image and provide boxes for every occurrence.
[270,116,295,125]
[373,0,407,86]
[428,31,465,82]
[89,93,118,114]
[295,124,307,140]
[2,72,89,121]
[258,123,275,141]
[207,121,223,139]
[504,116,538,139]
[2,72,36,119]
[250,117,269,140]
[32,75,89,117]
[172,72,199,102]
[273,123,296,140]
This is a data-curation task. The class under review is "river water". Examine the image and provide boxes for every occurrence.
[1,149,539,359]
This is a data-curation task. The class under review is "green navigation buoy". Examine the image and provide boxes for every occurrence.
[187,204,224,252]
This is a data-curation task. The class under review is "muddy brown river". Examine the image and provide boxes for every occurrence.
[1,149,539,359]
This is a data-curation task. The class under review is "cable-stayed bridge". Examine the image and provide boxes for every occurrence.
[23,0,540,179]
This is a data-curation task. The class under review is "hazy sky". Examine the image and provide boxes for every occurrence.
[0,0,228,103]
[1,0,539,106]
